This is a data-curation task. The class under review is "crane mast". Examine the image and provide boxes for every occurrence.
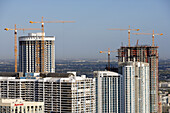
[14,24,17,73]
[29,16,75,72]
[108,25,139,47]
[132,30,163,46]
[100,48,117,71]
[4,24,40,72]
[41,17,45,72]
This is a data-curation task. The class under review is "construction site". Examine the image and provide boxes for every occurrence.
[4,17,75,73]
[2,16,164,112]
[106,26,163,113]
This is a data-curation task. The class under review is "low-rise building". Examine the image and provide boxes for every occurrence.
[0,98,44,113]
[159,81,170,113]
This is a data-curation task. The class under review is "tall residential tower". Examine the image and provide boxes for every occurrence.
[119,62,150,113]
[118,46,159,113]
[19,33,55,73]
[94,71,123,113]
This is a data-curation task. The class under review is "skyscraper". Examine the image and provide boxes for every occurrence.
[94,71,123,113]
[19,33,55,73]
[119,62,150,113]
[118,46,158,113]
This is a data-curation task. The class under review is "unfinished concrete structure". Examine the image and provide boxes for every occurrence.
[118,46,159,113]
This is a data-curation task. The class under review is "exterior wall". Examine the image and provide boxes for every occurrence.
[0,75,95,113]
[19,33,55,73]
[94,71,123,113]
[122,65,135,113]
[120,62,150,113]
[118,46,158,113]
[0,98,44,113]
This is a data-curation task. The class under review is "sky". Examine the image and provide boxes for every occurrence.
[0,0,169,60]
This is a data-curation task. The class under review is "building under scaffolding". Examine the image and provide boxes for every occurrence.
[118,45,159,113]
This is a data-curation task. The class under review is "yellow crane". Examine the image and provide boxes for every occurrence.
[4,24,40,72]
[29,16,75,72]
[132,30,163,46]
[108,25,139,47]
[136,39,139,46]
[100,48,117,71]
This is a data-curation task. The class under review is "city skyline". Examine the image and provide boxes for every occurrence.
[0,0,169,60]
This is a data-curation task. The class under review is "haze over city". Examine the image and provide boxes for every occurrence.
[0,0,169,60]
[0,1,170,113]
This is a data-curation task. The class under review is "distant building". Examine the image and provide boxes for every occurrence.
[159,82,170,88]
[159,82,170,113]
[0,72,23,77]
[0,98,44,113]
[119,62,150,113]
[118,46,159,113]
[94,71,123,113]
[19,33,55,73]
[0,72,95,113]
[162,105,170,113]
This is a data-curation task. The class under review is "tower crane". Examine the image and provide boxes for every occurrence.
[132,30,163,46]
[108,25,139,47]
[29,16,75,72]
[4,24,40,72]
[136,40,139,46]
[99,48,117,71]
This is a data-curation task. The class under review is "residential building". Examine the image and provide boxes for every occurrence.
[0,72,95,113]
[118,46,158,113]
[119,62,150,113]
[159,81,170,113]
[19,33,55,73]
[94,71,123,113]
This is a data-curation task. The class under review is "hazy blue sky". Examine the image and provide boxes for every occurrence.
[0,0,169,60]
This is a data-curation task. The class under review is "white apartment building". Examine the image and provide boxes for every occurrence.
[19,33,55,73]
[94,71,123,113]
[0,98,44,113]
[0,72,95,113]
[119,62,150,113]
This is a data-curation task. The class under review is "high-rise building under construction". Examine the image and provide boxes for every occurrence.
[19,33,55,73]
[118,45,159,113]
